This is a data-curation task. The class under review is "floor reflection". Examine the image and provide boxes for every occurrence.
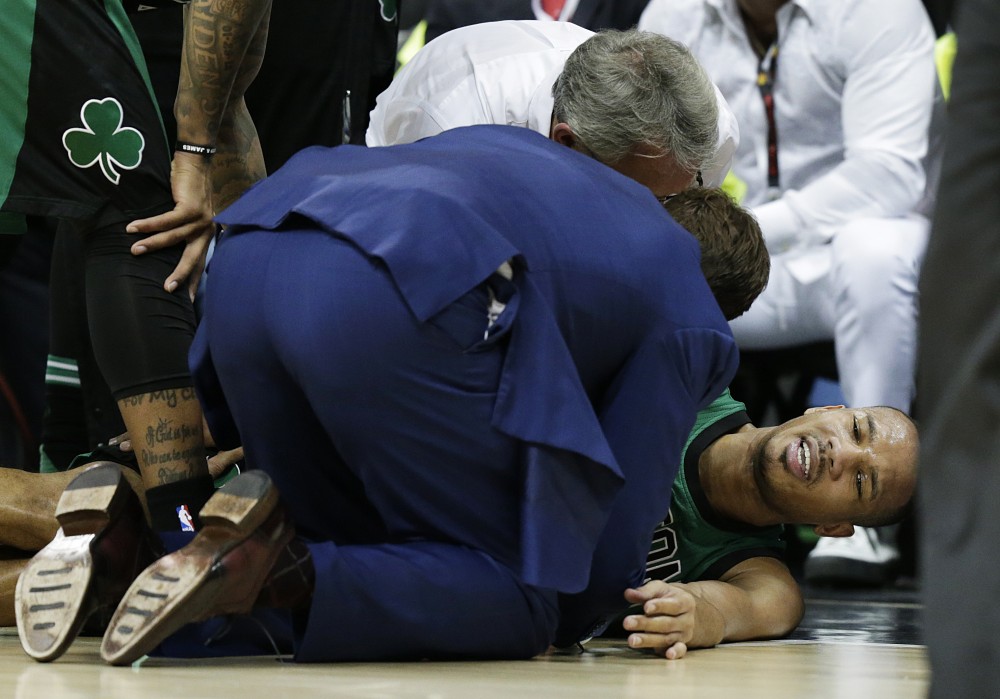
[791,584,923,645]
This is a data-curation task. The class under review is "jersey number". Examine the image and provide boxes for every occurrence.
[645,509,682,583]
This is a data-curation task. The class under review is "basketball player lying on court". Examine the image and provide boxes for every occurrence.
[0,392,917,662]
[606,390,917,659]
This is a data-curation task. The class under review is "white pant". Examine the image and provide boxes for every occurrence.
[729,216,929,411]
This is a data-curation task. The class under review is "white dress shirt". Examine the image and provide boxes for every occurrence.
[640,0,937,266]
[366,20,739,188]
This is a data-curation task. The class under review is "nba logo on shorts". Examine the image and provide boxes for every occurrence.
[176,504,195,532]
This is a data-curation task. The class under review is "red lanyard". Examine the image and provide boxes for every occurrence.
[756,43,780,197]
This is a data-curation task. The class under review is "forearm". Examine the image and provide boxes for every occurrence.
[681,564,804,646]
[753,154,927,252]
[211,3,267,209]
[214,98,265,211]
[175,0,272,147]
[675,579,801,648]
[623,556,805,657]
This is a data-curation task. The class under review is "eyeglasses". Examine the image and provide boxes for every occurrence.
[655,170,703,205]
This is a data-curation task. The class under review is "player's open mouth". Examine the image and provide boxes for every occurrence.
[798,440,811,479]
[785,437,815,481]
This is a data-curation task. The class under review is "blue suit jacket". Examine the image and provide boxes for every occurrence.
[208,125,738,642]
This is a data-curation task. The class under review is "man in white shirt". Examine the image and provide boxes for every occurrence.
[639,0,942,585]
[420,0,651,44]
[367,20,740,197]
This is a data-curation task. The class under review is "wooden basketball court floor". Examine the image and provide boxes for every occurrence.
[0,583,927,699]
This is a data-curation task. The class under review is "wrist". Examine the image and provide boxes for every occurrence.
[175,141,217,160]
[685,586,726,648]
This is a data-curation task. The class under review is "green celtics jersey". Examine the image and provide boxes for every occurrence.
[646,389,786,583]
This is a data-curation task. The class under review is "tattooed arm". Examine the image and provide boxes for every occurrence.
[176,0,270,210]
[127,0,273,296]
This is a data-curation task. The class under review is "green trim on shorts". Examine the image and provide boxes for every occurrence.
[45,354,82,388]
[0,0,36,206]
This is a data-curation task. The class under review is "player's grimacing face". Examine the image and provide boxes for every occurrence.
[753,406,917,526]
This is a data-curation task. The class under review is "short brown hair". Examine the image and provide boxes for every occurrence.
[664,188,769,320]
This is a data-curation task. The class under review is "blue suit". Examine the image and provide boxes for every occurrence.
[192,125,738,661]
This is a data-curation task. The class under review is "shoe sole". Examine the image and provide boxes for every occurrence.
[15,463,131,662]
[100,470,283,666]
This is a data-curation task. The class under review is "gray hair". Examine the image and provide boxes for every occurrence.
[552,29,719,175]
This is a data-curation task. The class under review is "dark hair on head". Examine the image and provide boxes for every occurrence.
[663,187,770,320]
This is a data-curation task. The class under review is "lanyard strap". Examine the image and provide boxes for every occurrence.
[756,43,780,195]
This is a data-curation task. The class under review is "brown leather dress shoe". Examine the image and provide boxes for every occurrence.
[15,461,161,662]
[100,469,295,666]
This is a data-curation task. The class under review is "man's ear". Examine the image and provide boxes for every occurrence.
[804,404,846,415]
[550,122,579,149]
[813,522,855,538]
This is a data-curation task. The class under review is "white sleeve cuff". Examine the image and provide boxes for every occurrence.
[752,199,802,254]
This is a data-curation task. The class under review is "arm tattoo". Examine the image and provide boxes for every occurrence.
[176,0,273,144]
